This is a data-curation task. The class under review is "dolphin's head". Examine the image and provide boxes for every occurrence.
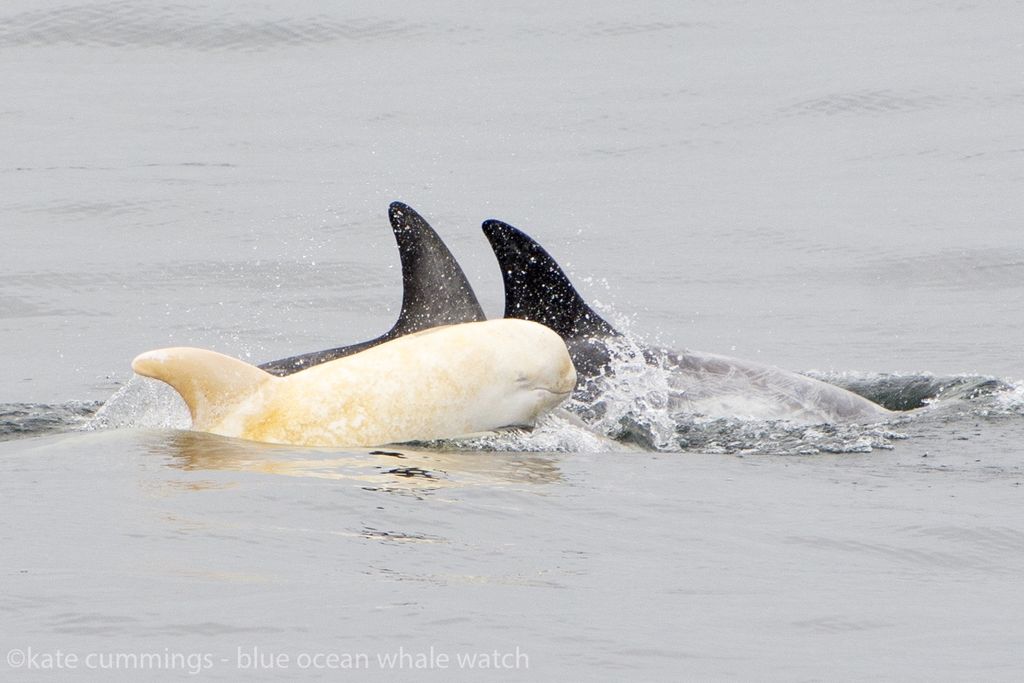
[474,319,577,428]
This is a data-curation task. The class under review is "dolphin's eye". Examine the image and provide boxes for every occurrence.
[516,373,530,384]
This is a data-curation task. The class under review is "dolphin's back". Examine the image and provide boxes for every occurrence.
[657,348,892,423]
[481,217,893,423]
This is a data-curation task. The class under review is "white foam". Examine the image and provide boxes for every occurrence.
[86,374,190,430]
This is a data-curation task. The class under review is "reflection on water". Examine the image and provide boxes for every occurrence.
[146,430,563,492]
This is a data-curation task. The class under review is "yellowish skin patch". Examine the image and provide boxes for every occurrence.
[132,319,576,448]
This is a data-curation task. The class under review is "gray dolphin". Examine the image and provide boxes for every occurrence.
[481,219,893,424]
[259,202,485,376]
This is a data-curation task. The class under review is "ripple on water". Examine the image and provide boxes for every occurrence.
[0,3,430,51]
[0,401,100,441]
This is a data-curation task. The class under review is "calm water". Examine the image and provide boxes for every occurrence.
[2,1,1023,680]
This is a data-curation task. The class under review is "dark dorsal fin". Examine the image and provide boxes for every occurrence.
[388,201,486,334]
[481,219,619,341]
[260,202,485,376]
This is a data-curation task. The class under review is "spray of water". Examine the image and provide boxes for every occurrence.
[86,375,190,430]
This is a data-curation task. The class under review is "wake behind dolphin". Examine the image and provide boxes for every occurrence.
[481,219,893,424]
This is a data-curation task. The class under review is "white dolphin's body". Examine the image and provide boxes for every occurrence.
[132,319,577,448]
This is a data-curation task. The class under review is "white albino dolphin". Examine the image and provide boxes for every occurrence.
[131,319,577,448]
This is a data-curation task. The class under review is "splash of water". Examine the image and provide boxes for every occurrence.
[806,370,1013,411]
[412,411,629,453]
[86,375,190,430]
[556,334,1021,454]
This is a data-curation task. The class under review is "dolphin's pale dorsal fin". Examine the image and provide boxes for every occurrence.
[259,202,485,376]
[482,219,619,341]
[132,347,273,430]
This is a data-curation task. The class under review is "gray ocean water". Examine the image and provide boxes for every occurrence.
[2,1,1023,680]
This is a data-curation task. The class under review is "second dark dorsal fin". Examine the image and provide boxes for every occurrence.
[260,202,485,376]
[481,219,619,341]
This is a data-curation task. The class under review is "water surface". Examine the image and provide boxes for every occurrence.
[2,1,1023,680]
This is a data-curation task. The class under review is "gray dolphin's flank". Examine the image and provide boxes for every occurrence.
[482,218,894,423]
[260,202,486,376]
